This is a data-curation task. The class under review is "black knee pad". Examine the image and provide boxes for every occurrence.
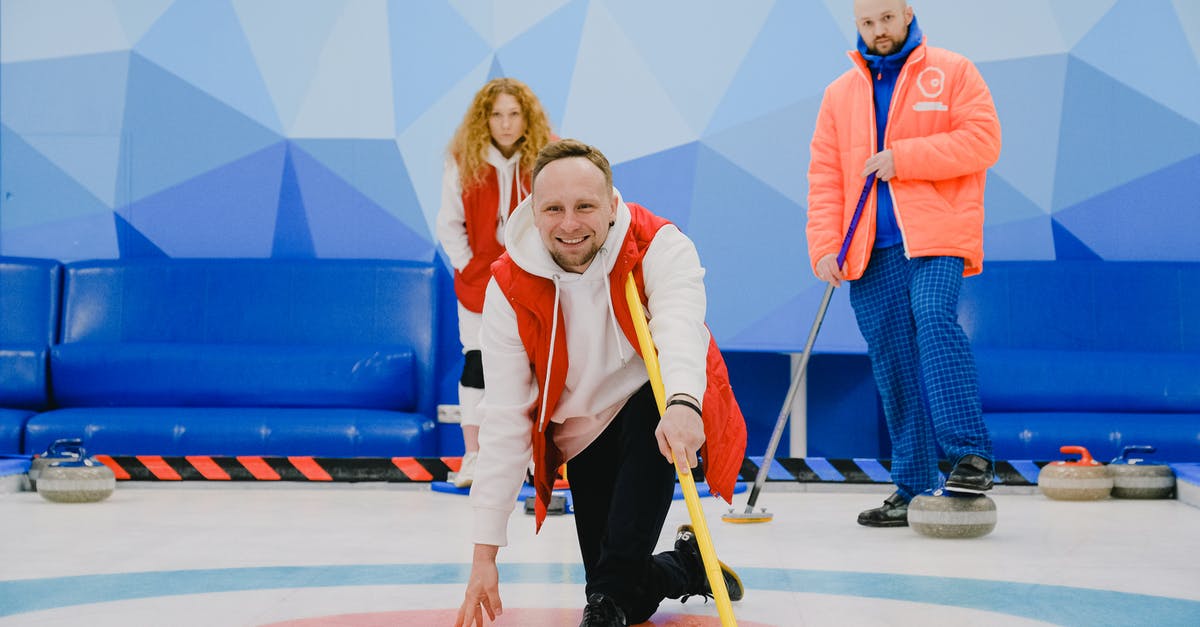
[460,350,484,388]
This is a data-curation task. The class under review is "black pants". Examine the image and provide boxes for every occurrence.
[567,382,694,623]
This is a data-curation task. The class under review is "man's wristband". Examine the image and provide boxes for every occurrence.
[666,397,702,416]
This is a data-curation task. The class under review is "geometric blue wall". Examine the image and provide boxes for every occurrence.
[3,0,1199,353]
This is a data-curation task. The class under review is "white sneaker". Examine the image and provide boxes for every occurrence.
[453,451,478,488]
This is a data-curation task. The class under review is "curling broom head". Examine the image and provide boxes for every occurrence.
[721,508,774,524]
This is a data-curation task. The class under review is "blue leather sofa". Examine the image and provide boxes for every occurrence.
[0,258,61,453]
[960,261,1200,461]
[23,258,439,457]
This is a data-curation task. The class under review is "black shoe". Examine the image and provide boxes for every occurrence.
[857,491,909,527]
[944,454,995,494]
[580,593,626,627]
[674,524,745,603]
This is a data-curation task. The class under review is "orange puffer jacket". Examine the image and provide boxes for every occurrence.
[807,38,1001,279]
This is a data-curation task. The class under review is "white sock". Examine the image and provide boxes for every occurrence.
[458,385,485,428]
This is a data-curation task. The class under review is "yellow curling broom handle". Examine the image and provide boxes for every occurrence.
[624,274,736,627]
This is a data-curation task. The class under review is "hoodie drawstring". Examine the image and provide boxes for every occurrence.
[499,158,525,229]
[536,251,629,431]
[537,274,562,433]
[600,252,627,365]
[515,160,528,205]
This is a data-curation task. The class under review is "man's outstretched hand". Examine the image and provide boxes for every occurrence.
[455,544,502,627]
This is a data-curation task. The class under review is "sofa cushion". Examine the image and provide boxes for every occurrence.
[976,349,1200,413]
[0,346,49,409]
[0,257,60,346]
[960,261,1200,352]
[0,257,60,414]
[0,409,33,454]
[51,343,415,410]
[60,259,439,417]
[986,411,1200,462]
[25,407,436,457]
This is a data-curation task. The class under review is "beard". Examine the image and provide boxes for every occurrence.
[550,241,602,273]
[867,30,907,56]
[868,38,897,55]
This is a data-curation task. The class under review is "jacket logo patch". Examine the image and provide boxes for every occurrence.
[914,66,948,111]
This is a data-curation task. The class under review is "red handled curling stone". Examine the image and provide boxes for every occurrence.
[27,438,83,491]
[908,487,996,539]
[1109,445,1175,499]
[36,445,116,503]
[1037,445,1112,501]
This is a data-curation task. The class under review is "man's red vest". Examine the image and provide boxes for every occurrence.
[491,203,747,531]
[454,165,530,312]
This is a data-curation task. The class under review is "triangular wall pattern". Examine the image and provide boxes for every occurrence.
[1,1,1197,352]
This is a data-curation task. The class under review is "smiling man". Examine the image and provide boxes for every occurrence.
[455,139,746,627]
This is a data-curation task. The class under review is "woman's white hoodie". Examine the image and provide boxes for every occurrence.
[436,145,528,271]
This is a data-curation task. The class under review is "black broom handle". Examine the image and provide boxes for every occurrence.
[742,173,877,512]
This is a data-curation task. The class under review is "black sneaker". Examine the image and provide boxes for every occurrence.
[944,454,994,494]
[857,491,909,527]
[580,593,626,627]
[674,524,745,603]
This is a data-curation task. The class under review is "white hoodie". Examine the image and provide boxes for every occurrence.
[470,189,711,547]
[436,145,528,271]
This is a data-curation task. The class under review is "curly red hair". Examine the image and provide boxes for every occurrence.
[448,77,553,189]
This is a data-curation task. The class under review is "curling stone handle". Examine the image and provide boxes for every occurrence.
[1059,445,1095,464]
[46,438,84,456]
[1119,445,1155,459]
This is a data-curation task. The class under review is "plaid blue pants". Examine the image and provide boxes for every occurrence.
[849,245,992,500]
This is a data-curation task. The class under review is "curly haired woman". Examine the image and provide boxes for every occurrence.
[437,77,554,488]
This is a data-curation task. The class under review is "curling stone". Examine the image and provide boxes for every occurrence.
[524,493,570,516]
[27,438,83,491]
[1037,445,1112,501]
[908,488,996,539]
[1108,445,1175,499]
[36,447,115,503]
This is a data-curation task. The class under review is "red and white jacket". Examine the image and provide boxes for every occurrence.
[437,145,530,312]
[470,192,746,544]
